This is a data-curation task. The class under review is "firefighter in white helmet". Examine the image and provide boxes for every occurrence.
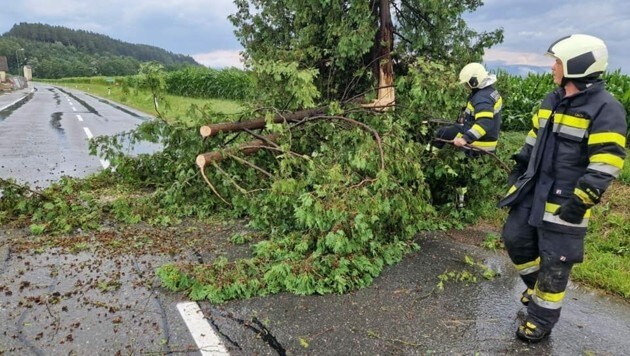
[433,62,503,153]
[499,34,627,343]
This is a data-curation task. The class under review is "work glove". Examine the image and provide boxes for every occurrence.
[456,106,466,124]
[575,181,602,206]
[554,195,587,224]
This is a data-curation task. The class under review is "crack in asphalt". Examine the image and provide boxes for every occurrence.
[0,92,34,122]
[208,308,287,356]
[86,94,149,120]
[131,257,172,355]
[193,243,287,355]
[15,263,58,356]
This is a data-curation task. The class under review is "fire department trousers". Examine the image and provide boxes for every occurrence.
[501,200,586,330]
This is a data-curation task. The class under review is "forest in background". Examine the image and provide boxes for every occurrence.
[0,22,200,78]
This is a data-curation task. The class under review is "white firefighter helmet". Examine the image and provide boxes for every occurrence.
[458,62,488,89]
[546,34,608,78]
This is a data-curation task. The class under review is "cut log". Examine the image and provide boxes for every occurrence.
[196,134,279,169]
[200,108,325,138]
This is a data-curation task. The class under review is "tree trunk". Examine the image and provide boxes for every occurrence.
[196,134,279,168]
[364,0,395,110]
[200,108,325,138]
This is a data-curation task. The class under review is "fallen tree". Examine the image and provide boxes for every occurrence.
[199,108,325,138]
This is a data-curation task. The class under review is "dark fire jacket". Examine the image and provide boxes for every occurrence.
[458,85,503,152]
[498,80,627,231]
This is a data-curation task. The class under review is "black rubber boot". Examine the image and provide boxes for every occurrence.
[520,288,534,306]
[516,319,551,343]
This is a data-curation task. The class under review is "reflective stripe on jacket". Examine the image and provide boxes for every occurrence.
[457,85,503,151]
[498,80,627,231]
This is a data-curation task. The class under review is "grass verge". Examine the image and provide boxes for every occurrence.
[41,80,244,124]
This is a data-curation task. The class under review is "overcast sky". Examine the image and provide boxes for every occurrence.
[1,1,628,73]
[464,0,630,74]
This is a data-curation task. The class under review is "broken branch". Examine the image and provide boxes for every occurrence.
[199,108,325,138]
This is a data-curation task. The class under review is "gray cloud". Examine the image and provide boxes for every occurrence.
[0,0,242,63]
[465,0,630,73]
[2,1,628,72]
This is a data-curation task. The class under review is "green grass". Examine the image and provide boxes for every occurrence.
[43,81,244,125]
[574,182,630,298]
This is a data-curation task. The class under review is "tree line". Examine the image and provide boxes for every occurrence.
[0,22,199,78]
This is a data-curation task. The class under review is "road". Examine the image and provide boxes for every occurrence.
[0,83,152,189]
[1,84,629,355]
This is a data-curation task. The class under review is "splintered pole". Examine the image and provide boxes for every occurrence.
[363,0,395,110]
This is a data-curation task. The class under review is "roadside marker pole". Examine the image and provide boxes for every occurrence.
[176,302,230,355]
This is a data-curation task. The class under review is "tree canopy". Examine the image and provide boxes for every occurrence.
[230,0,503,101]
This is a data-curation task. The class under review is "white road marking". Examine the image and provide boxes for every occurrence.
[0,88,35,109]
[83,127,93,139]
[82,127,110,169]
[76,114,83,122]
[0,95,30,111]
[176,302,229,355]
[71,106,77,112]
[99,159,111,169]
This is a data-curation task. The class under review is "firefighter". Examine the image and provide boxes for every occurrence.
[431,62,503,207]
[433,62,503,153]
[499,34,627,343]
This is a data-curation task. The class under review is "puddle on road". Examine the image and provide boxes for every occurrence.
[48,88,61,105]
[55,87,103,118]
[50,112,65,135]
[87,94,149,121]
[0,92,35,122]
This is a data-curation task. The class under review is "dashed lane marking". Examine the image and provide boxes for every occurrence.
[99,159,110,169]
[83,127,93,139]
[82,127,110,169]
[76,114,83,122]
[176,302,230,355]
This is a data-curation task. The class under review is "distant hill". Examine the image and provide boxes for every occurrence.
[0,22,200,78]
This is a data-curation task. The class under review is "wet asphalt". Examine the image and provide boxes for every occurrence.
[1,86,629,355]
[1,227,629,355]
[202,233,630,355]
[0,83,155,189]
